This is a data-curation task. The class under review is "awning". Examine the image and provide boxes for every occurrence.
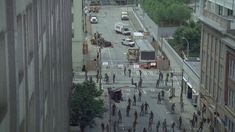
[187,82,192,88]
[183,77,188,81]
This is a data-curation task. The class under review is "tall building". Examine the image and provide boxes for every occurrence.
[199,0,235,131]
[0,0,72,132]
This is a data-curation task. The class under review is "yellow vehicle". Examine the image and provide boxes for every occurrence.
[127,48,139,63]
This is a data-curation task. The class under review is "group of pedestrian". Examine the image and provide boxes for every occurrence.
[101,122,109,132]
[156,71,174,88]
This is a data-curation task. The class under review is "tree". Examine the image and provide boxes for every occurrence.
[140,0,191,26]
[70,81,105,132]
[171,20,201,57]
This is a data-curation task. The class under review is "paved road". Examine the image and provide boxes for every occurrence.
[90,6,137,65]
[87,6,186,132]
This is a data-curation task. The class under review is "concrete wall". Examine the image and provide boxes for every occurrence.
[72,0,84,73]
[0,0,72,132]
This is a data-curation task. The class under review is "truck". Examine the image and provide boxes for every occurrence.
[89,0,101,13]
[114,22,131,35]
[127,39,157,68]
[121,11,129,20]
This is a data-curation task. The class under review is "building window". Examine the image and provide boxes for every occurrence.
[228,89,235,110]
[215,38,218,57]
[228,9,233,16]
[218,5,223,15]
[225,113,235,132]
[0,32,7,121]
[201,71,205,85]
[229,59,235,81]
[219,64,223,82]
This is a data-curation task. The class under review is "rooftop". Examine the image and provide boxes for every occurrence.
[135,39,155,52]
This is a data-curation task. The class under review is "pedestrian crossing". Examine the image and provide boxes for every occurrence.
[102,69,158,78]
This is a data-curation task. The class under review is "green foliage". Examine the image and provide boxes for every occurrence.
[70,81,105,129]
[140,0,191,26]
[170,21,201,57]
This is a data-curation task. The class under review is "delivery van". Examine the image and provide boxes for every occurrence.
[114,22,131,35]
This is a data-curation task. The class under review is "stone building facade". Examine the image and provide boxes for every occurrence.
[199,0,235,131]
[0,0,72,132]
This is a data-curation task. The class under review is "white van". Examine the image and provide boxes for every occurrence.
[114,22,131,35]
[121,11,129,20]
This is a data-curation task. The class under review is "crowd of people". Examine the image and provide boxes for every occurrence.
[99,66,208,132]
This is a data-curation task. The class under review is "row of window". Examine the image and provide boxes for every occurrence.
[206,1,233,16]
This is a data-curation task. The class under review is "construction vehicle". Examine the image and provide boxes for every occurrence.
[89,0,100,13]
[127,48,139,63]
[90,32,112,47]
[127,39,157,69]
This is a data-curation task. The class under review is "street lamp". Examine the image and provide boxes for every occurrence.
[180,51,185,112]
[182,37,190,59]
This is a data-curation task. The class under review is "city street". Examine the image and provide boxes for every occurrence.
[87,6,188,132]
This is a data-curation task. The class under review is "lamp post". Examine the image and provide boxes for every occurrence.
[99,46,102,90]
[180,51,185,112]
[182,37,190,59]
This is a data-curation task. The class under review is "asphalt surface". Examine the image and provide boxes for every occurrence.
[74,4,209,132]
[87,6,185,132]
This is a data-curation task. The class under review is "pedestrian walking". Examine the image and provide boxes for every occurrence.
[124,66,126,76]
[138,90,142,101]
[128,69,131,77]
[198,120,204,132]
[181,102,184,112]
[118,110,122,123]
[132,120,137,132]
[131,77,134,85]
[178,116,182,129]
[139,69,142,77]
[138,77,143,88]
[193,112,198,126]
[106,123,109,132]
[128,98,132,106]
[156,120,160,132]
[113,73,115,83]
[134,110,138,123]
[112,103,116,116]
[128,128,132,132]
[140,103,144,116]
[149,111,154,122]
[156,79,160,88]
[101,122,105,132]
[171,103,175,113]
[144,102,150,114]
[126,104,130,117]
[143,128,147,132]
[161,90,165,99]
[133,94,136,106]
[157,93,161,103]
[113,120,117,132]
[171,121,175,132]
[190,118,195,128]
[162,119,167,132]
[148,117,153,131]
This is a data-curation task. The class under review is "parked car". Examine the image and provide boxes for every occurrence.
[90,16,98,24]
[121,38,135,47]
